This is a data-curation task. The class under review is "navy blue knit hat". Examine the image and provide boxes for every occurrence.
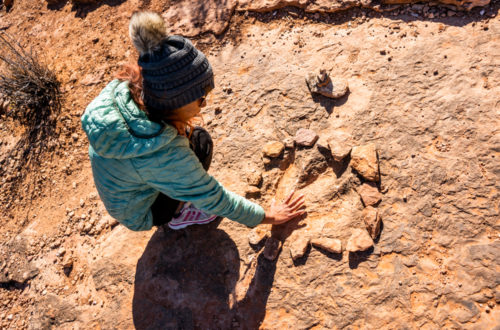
[129,12,214,113]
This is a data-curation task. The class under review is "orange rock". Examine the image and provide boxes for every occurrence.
[356,182,382,206]
[350,144,379,182]
[346,229,373,252]
[311,238,342,254]
[363,207,381,239]
[262,141,285,158]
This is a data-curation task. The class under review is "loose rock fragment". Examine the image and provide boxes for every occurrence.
[248,226,269,246]
[283,137,295,149]
[290,236,310,260]
[346,229,374,252]
[311,238,342,254]
[305,69,348,99]
[327,131,353,162]
[263,237,282,261]
[246,171,262,187]
[262,141,285,158]
[356,182,382,206]
[350,143,379,181]
[245,186,261,198]
[294,128,319,147]
[363,206,381,239]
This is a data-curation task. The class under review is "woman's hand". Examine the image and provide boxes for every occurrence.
[261,191,306,225]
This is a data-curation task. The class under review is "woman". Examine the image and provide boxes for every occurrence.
[81,11,305,231]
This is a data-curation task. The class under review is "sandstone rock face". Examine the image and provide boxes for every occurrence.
[237,0,489,12]
[294,128,319,147]
[311,238,342,253]
[262,141,285,157]
[1,2,499,330]
[346,229,374,252]
[350,144,379,182]
[362,206,381,239]
[356,182,382,206]
[162,0,237,36]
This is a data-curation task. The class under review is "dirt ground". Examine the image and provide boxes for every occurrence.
[0,0,499,329]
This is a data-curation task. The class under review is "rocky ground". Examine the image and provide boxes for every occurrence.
[0,0,499,329]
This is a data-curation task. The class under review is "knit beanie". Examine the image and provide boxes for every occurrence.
[129,11,214,113]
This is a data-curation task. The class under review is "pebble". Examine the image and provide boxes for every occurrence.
[362,206,382,239]
[346,229,374,252]
[294,128,319,147]
[248,226,269,245]
[327,131,352,161]
[283,137,295,149]
[356,182,382,207]
[350,143,379,182]
[262,141,285,158]
[246,171,262,187]
[290,236,310,261]
[263,237,282,261]
[7,315,12,321]
[80,199,85,207]
[311,238,342,254]
[42,290,47,295]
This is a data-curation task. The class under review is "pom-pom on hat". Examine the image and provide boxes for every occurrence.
[129,11,214,114]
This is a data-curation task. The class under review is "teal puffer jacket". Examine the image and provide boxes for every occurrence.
[81,80,265,231]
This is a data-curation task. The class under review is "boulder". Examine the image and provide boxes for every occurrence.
[356,182,382,206]
[262,141,285,158]
[350,143,379,181]
[362,206,382,239]
[311,238,342,254]
[346,229,374,252]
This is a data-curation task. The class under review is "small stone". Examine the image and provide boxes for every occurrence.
[447,10,455,17]
[327,131,352,161]
[487,301,495,308]
[428,13,434,18]
[305,69,348,99]
[72,182,77,189]
[248,226,269,245]
[247,171,262,187]
[294,128,319,147]
[7,314,12,321]
[311,238,342,254]
[245,186,261,198]
[363,206,381,239]
[42,290,47,295]
[350,143,379,181]
[262,141,285,158]
[290,236,310,261]
[346,229,374,252]
[263,237,282,261]
[79,199,85,207]
[356,182,382,206]
[56,248,66,257]
[283,137,295,149]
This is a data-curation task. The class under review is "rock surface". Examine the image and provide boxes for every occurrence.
[350,143,379,182]
[289,235,310,260]
[248,226,269,245]
[346,229,374,252]
[356,182,382,206]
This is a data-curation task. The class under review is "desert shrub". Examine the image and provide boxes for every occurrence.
[0,31,62,210]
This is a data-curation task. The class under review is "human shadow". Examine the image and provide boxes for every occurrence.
[311,90,350,115]
[132,218,279,329]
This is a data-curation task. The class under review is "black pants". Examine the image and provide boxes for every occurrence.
[151,127,213,227]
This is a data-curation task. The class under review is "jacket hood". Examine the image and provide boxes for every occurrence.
[81,79,178,159]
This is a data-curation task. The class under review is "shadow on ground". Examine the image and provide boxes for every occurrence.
[132,218,277,329]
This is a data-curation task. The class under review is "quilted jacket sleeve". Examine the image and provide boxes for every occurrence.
[138,137,265,227]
